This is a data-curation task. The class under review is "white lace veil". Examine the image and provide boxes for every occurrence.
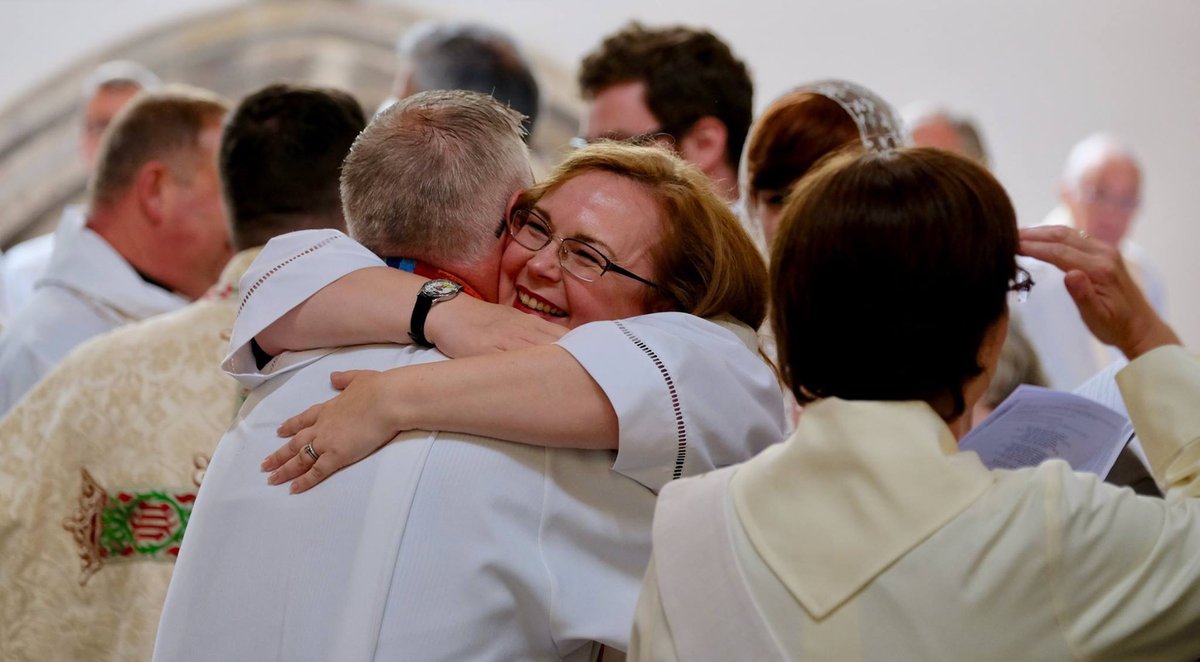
[737,79,906,252]
[793,79,905,152]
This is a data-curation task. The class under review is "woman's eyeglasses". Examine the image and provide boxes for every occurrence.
[506,207,660,289]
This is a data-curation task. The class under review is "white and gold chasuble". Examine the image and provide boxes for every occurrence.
[0,249,258,661]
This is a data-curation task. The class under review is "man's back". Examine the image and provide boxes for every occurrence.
[157,343,654,661]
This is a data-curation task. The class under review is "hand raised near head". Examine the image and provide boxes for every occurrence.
[1018,225,1179,359]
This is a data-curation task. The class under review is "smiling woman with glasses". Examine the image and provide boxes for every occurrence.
[490,140,766,328]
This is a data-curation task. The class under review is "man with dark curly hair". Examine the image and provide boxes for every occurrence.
[578,22,753,203]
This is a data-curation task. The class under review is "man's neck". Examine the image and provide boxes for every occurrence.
[88,205,179,296]
[383,256,489,301]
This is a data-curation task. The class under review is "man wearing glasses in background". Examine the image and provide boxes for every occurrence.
[1015,132,1168,391]
[576,22,753,205]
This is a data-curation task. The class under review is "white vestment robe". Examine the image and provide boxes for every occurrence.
[153,230,788,660]
[0,204,87,321]
[0,225,187,414]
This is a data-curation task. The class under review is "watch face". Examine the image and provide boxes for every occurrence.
[422,278,462,300]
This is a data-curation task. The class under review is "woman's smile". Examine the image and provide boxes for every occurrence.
[514,286,569,318]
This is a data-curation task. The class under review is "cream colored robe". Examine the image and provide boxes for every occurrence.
[632,345,1200,661]
[0,249,257,662]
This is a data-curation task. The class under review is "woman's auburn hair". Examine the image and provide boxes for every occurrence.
[745,91,863,196]
[770,146,1019,419]
[516,141,768,329]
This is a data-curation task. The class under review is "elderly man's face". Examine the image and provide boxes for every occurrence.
[81,85,142,170]
[1064,156,1141,248]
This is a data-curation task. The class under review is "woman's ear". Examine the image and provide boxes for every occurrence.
[677,116,729,174]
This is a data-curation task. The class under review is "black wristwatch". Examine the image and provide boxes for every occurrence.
[409,278,463,347]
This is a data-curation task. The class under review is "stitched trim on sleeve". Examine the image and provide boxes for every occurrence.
[237,234,342,314]
[615,320,687,480]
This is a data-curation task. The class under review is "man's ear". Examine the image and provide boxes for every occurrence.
[134,161,170,226]
[506,188,524,215]
[677,116,729,174]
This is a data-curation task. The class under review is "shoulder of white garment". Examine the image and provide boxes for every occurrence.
[557,311,787,493]
[223,229,383,385]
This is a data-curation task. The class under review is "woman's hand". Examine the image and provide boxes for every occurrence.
[1018,225,1179,358]
[426,295,566,358]
[262,369,407,493]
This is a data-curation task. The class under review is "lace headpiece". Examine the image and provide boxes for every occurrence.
[795,79,905,152]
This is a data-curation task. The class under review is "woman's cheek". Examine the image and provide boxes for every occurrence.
[497,249,524,305]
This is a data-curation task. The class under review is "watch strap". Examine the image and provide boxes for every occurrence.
[409,292,436,347]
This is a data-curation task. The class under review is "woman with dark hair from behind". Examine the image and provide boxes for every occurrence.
[631,147,1200,661]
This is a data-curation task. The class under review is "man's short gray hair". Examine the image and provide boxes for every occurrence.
[82,60,161,98]
[341,89,532,263]
[397,20,539,136]
[1062,132,1139,191]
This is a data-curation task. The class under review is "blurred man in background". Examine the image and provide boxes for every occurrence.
[1,61,160,322]
[377,20,539,139]
[0,86,230,414]
[578,22,753,203]
[904,103,990,167]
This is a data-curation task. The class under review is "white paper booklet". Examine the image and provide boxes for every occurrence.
[960,384,1134,476]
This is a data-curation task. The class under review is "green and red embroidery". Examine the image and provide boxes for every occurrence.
[63,467,201,586]
[100,488,193,558]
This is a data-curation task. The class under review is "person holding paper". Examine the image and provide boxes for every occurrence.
[631,147,1199,661]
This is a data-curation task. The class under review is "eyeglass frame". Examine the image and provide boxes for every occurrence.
[1078,186,1140,214]
[1008,266,1035,302]
[505,206,661,289]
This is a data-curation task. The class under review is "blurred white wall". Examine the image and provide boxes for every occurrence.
[2,0,1196,345]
